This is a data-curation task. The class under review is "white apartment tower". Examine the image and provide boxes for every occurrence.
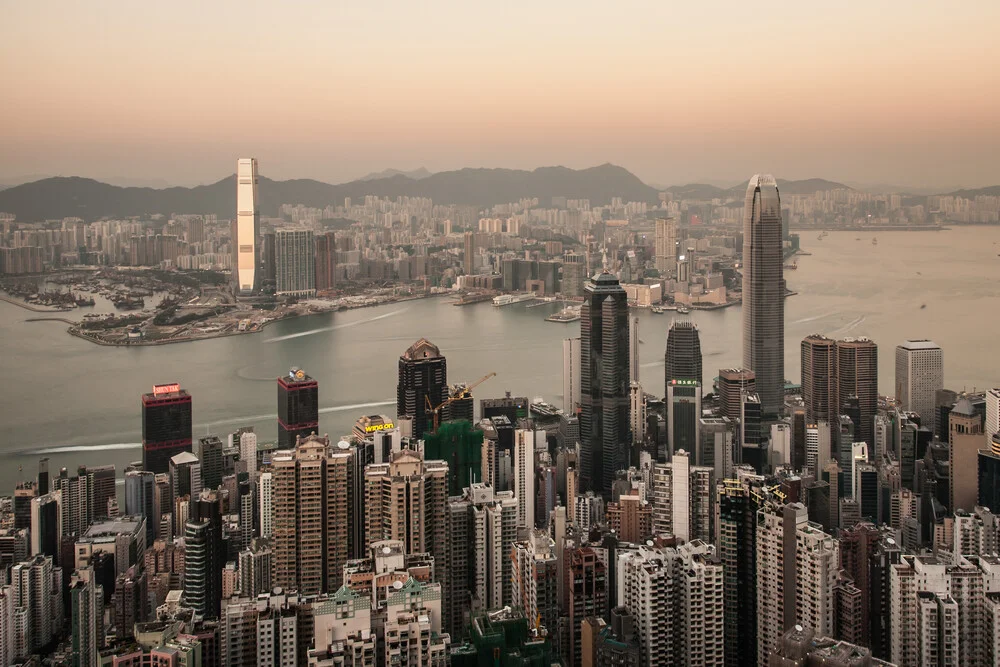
[652,450,714,543]
[513,427,542,531]
[617,541,724,666]
[563,337,582,414]
[755,503,838,664]
[890,554,1000,666]
[258,471,273,539]
[235,157,260,294]
[895,340,943,423]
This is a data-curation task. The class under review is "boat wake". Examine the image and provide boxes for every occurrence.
[264,308,409,343]
[31,442,141,455]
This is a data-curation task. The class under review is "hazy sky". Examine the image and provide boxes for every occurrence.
[2,1,999,188]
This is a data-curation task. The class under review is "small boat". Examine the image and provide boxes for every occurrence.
[872,237,878,246]
[855,237,862,241]
[676,305,691,314]
[651,305,666,314]
[920,304,926,309]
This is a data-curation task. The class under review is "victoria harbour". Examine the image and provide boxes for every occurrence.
[2,227,997,491]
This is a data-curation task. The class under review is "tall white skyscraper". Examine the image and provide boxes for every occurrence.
[235,158,260,294]
[654,217,677,275]
[239,432,258,475]
[895,340,943,421]
[257,471,273,539]
[742,175,784,416]
[513,426,541,531]
[562,337,581,414]
[629,316,640,383]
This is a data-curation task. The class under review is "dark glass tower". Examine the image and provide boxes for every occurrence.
[397,338,449,440]
[801,334,836,428]
[836,337,878,448]
[141,384,193,474]
[742,175,785,417]
[277,368,319,447]
[184,491,224,619]
[580,271,629,497]
[664,320,703,389]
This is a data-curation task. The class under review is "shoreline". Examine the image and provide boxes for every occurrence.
[0,294,73,313]
[44,291,446,348]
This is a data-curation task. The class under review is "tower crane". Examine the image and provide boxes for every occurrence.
[425,371,497,432]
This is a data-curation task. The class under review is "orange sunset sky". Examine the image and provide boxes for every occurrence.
[2,1,999,188]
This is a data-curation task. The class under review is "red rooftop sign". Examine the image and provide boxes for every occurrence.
[152,383,180,395]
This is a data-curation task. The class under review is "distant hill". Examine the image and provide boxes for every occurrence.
[775,178,850,195]
[944,185,1000,198]
[0,163,661,221]
[358,167,433,181]
[662,184,730,200]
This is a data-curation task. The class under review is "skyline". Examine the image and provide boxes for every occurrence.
[2,1,999,189]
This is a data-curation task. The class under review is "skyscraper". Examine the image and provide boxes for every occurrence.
[741,174,785,416]
[835,337,878,447]
[235,157,260,295]
[801,334,836,430]
[141,383,193,474]
[667,380,702,459]
[277,367,319,447]
[463,231,475,275]
[397,338,448,440]
[895,340,943,422]
[654,217,677,275]
[949,397,983,513]
[580,271,630,496]
[629,316,640,383]
[563,337,582,414]
[272,434,353,595]
[665,320,703,389]
[184,490,224,619]
[717,368,755,423]
[124,470,155,546]
[275,229,316,296]
[314,231,337,292]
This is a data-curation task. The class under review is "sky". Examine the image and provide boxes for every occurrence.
[2,1,999,189]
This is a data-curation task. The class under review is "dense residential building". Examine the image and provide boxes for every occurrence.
[742,174,785,417]
[617,541,724,666]
[890,553,1000,667]
[895,339,943,423]
[755,503,838,665]
[652,450,714,543]
[271,434,354,595]
[274,229,316,296]
[580,271,630,496]
[444,483,517,639]
[314,230,337,292]
[510,529,560,636]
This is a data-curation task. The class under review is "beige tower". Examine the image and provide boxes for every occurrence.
[271,434,352,595]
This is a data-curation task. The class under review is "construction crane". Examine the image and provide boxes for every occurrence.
[425,371,497,432]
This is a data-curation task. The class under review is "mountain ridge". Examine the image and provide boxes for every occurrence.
[0,167,991,222]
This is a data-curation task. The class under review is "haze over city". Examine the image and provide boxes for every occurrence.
[2,0,1000,189]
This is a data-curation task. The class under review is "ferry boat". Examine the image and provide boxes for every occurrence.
[546,306,581,323]
[493,292,536,307]
[529,399,561,418]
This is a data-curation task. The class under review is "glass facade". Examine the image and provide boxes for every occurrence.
[742,175,785,416]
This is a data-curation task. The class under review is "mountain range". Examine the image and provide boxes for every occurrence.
[0,165,993,222]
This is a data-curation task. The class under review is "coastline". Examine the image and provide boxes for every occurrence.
[27,291,446,348]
